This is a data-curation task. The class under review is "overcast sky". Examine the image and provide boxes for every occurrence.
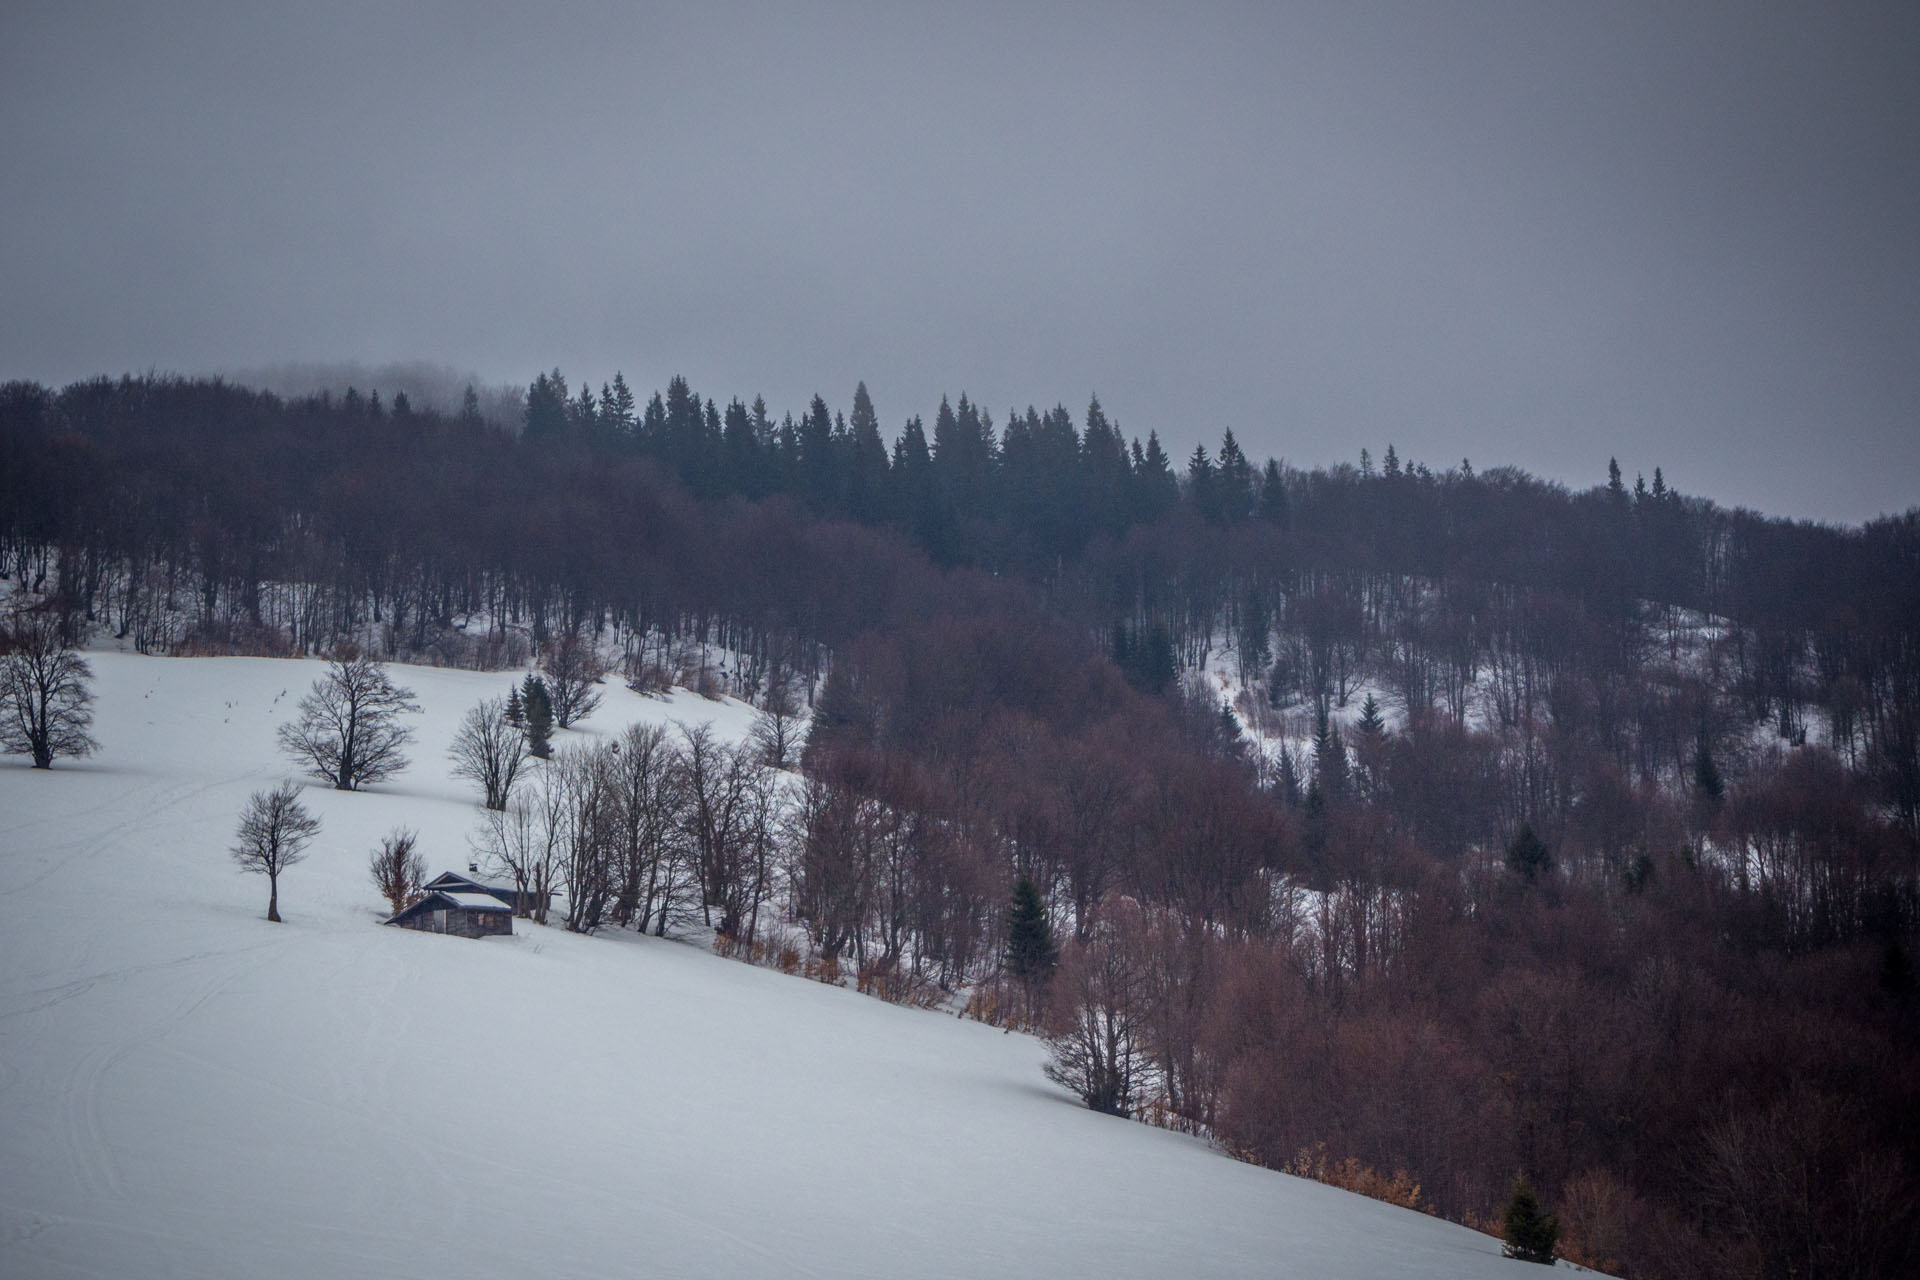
[3,1,1915,524]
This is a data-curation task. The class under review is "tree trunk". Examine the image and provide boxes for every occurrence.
[268,874,282,923]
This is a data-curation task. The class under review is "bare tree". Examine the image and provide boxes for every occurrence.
[607,722,687,934]
[0,608,98,769]
[1044,901,1157,1117]
[231,780,321,922]
[368,826,426,916]
[555,742,620,934]
[679,723,774,939]
[278,655,420,790]
[472,772,564,924]
[447,695,528,810]
[750,668,805,770]
[542,629,606,729]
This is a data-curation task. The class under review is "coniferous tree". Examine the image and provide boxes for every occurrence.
[1005,875,1057,986]
[523,368,570,441]
[1137,430,1178,521]
[604,372,637,443]
[1356,693,1386,739]
[1258,458,1291,527]
[847,382,889,523]
[1216,430,1255,522]
[721,397,762,496]
[1081,395,1131,535]
[521,673,554,759]
[1694,729,1724,804]
[1187,444,1219,522]
[1500,1175,1560,1264]
[1237,589,1271,678]
[1506,823,1552,881]
[1313,710,1349,802]
[891,413,935,536]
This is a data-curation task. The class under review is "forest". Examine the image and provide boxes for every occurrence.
[3,371,1917,1279]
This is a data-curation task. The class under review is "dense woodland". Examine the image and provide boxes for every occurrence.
[3,372,1918,1278]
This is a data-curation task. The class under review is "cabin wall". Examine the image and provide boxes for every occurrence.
[389,907,512,938]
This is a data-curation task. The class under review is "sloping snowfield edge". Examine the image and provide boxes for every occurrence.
[0,652,1567,1278]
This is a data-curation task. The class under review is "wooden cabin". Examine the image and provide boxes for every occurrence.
[420,868,547,915]
[385,889,513,938]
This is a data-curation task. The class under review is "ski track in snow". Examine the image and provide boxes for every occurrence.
[0,651,1585,1278]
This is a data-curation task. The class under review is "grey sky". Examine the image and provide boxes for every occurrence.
[3,1,1915,524]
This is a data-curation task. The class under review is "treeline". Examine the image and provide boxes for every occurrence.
[4,372,1918,1278]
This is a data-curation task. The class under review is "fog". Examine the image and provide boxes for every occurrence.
[3,1,1915,522]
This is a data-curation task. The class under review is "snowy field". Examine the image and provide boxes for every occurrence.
[1,652,1549,1278]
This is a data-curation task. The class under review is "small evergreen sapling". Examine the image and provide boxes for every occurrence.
[1501,1174,1560,1264]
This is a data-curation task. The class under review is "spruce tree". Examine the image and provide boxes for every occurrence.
[1258,458,1291,527]
[1693,729,1724,802]
[1216,429,1255,522]
[1356,694,1386,740]
[1500,1174,1560,1264]
[1506,823,1551,881]
[505,683,525,730]
[1137,431,1178,521]
[1312,711,1348,801]
[1186,444,1219,522]
[1004,875,1057,984]
[521,674,554,759]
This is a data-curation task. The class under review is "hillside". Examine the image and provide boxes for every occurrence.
[0,651,1538,1279]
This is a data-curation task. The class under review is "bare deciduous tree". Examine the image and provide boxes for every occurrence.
[555,742,620,934]
[472,772,564,925]
[1044,901,1156,1117]
[231,780,320,922]
[750,668,805,770]
[608,722,687,935]
[448,695,528,810]
[278,655,420,790]
[542,629,606,729]
[368,825,426,916]
[679,723,776,940]
[1,608,98,769]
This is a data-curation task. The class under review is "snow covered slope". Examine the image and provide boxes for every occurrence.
[1,653,1543,1279]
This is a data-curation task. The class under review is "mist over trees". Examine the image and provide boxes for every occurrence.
[4,370,1918,1279]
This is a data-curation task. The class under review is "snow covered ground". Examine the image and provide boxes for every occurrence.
[1,652,1553,1278]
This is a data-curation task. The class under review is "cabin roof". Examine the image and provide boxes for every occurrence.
[437,891,512,912]
[386,889,514,925]
[423,870,519,894]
